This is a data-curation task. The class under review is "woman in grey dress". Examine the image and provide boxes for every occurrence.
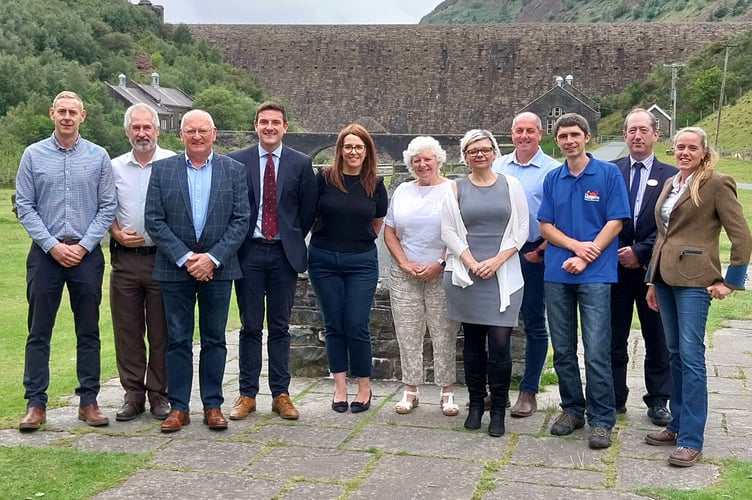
[441,129,529,437]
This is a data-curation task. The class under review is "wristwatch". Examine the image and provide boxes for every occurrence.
[437,258,446,268]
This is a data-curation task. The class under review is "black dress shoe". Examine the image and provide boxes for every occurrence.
[150,399,170,420]
[647,406,672,426]
[331,395,348,413]
[350,390,372,413]
[116,402,145,422]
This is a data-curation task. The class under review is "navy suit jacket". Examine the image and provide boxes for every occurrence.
[145,152,250,282]
[614,156,678,266]
[228,144,317,273]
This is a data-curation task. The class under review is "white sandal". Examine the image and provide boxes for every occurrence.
[394,389,419,414]
[441,392,459,416]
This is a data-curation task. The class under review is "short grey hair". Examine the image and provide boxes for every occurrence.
[403,136,447,168]
[180,109,215,129]
[459,129,500,164]
[124,103,160,130]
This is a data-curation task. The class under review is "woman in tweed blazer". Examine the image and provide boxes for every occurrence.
[644,127,752,467]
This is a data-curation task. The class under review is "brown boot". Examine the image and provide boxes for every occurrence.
[19,407,46,432]
[78,403,109,427]
[272,393,299,420]
[510,391,537,418]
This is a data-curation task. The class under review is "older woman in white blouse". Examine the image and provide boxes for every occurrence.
[384,136,461,417]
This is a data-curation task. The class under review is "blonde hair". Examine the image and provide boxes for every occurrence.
[674,127,717,207]
[52,90,83,109]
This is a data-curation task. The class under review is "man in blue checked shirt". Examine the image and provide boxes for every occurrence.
[15,91,116,431]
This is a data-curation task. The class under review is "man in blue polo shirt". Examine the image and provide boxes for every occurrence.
[538,113,630,449]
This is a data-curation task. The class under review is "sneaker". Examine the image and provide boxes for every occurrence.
[647,406,672,426]
[588,426,612,449]
[550,411,585,436]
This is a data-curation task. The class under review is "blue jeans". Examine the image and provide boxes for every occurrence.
[518,242,548,393]
[24,244,104,408]
[545,281,615,428]
[160,279,232,412]
[308,245,378,377]
[235,240,298,398]
[654,278,711,451]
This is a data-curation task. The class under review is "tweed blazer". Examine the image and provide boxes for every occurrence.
[614,156,678,265]
[144,152,250,282]
[228,144,317,273]
[646,170,751,289]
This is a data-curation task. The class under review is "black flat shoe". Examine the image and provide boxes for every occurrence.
[350,390,372,413]
[331,395,348,413]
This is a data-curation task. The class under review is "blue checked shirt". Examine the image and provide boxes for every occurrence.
[15,134,116,252]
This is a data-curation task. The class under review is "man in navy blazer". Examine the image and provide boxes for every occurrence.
[227,102,317,421]
[610,108,677,426]
[145,109,250,432]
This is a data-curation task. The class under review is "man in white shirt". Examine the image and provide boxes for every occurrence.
[109,103,175,421]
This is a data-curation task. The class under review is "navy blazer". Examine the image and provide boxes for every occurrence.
[228,144,318,273]
[614,156,678,266]
[144,152,250,282]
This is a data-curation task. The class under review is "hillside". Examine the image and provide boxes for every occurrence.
[695,90,752,155]
[421,0,752,23]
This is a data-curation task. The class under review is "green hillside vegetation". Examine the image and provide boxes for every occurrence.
[596,27,752,150]
[0,0,268,184]
[694,90,752,155]
[421,0,752,23]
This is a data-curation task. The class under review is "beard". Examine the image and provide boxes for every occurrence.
[130,137,156,153]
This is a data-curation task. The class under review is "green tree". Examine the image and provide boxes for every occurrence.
[192,86,258,130]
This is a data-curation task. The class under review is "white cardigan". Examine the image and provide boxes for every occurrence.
[440,174,529,313]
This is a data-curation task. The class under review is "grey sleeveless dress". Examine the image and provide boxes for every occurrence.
[443,175,523,326]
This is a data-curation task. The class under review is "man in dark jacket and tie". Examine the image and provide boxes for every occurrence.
[610,108,677,426]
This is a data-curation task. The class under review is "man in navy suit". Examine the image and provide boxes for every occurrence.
[227,102,317,421]
[610,108,677,426]
[145,109,250,432]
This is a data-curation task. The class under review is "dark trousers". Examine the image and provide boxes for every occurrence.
[110,249,167,406]
[235,240,298,398]
[307,245,378,377]
[517,240,548,394]
[610,265,672,408]
[24,243,104,408]
[160,279,231,412]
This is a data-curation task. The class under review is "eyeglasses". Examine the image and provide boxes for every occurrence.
[182,128,213,137]
[464,147,494,157]
[342,144,366,153]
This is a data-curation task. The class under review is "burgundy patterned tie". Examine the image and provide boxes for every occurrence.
[262,153,278,240]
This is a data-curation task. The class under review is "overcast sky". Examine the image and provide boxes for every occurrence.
[139,1,442,24]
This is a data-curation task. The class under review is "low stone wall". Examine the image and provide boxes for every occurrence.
[288,273,527,383]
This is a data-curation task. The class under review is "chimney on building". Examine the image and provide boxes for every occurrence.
[151,72,160,88]
[118,73,126,88]
[565,74,574,86]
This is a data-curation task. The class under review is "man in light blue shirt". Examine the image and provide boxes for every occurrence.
[16,91,116,431]
[492,112,559,419]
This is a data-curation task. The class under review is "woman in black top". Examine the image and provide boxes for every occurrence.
[308,123,388,413]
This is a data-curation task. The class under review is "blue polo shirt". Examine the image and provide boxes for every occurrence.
[538,153,630,283]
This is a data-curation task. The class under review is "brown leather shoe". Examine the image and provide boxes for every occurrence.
[203,408,228,430]
[272,393,299,420]
[510,391,537,418]
[161,409,190,433]
[229,395,256,420]
[669,446,703,467]
[78,403,109,427]
[645,428,678,446]
[19,406,46,432]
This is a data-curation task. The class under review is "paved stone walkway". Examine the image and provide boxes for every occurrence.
[2,320,752,499]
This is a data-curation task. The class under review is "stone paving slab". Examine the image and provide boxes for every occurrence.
[152,439,262,472]
[494,464,606,489]
[483,482,650,499]
[93,470,285,499]
[615,457,720,490]
[349,454,481,499]
[510,434,610,470]
[73,433,169,454]
[246,447,373,480]
[279,481,346,499]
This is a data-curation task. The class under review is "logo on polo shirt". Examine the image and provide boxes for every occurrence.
[584,190,600,202]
